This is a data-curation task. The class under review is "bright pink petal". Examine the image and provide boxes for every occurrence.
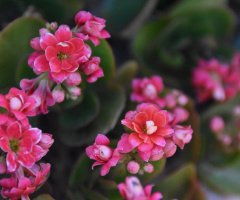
[135,112,148,126]
[0,113,8,125]
[92,161,103,169]
[86,146,95,158]
[66,59,79,72]
[137,142,153,152]
[51,71,69,83]
[117,134,135,153]
[17,153,35,168]
[61,59,72,70]
[121,119,135,130]
[7,122,21,138]
[55,25,72,42]
[30,37,41,51]
[45,46,57,61]
[144,184,153,196]
[0,177,17,188]
[128,132,143,148]
[18,177,31,189]
[107,156,119,167]
[143,104,159,119]
[0,94,9,110]
[150,192,163,200]
[22,128,42,144]
[49,57,62,72]
[153,112,167,127]
[150,135,166,147]
[40,33,57,50]
[19,138,33,154]
[0,137,10,152]
[89,36,100,46]
[56,42,70,53]
[34,54,50,73]
[100,164,110,176]
[155,127,173,136]
[137,150,151,162]
[69,38,84,52]
[95,134,109,145]
[6,152,17,172]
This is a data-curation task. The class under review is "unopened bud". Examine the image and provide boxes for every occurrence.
[127,161,140,174]
[210,116,225,132]
[143,163,154,173]
[52,87,65,103]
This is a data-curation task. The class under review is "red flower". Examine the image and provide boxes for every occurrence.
[121,103,173,161]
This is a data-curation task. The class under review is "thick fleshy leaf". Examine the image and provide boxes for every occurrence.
[59,84,125,146]
[58,92,99,130]
[199,159,240,195]
[0,17,45,88]
[86,39,115,85]
[69,154,100,187]
[115,60,139,86]
[155,164,200,200]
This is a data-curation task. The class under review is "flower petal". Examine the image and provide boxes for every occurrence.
[7,122,21,138]
[150,135,166,147]
[128,132,142,148]
[95,134,110,145]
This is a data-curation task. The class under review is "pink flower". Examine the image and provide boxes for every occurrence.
[127,161,140,174]
[210,116,225,132]
[172,125,193,149]
[0,121,48,172]
[74,11,110,46]
[131,76,165,108]
[0,163,50,200]
[20,78,55,115]
[29,25,91,83]
[86,134,120,176]
[118,176,163,200]
[121,103,173,161]
[80,57,104,83]
[0,88,36,127]
[192,59,238,102]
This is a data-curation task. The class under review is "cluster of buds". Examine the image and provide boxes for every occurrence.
[192,53,240,103]
[22,11,110,115]
[86,103,193,176]
[130,75,190,123]
[210,106,240,152]
[0,87,53,200]
[118,176,163,200]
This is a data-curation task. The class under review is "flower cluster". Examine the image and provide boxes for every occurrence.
[0,87,53,200]
[22,11,110,115]
[192,53,240,103]
[210,106,240,152]
[86,103,193,176]
[118,176,163,200]
[130,75,190,123]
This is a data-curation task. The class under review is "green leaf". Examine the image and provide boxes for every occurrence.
[155,164,197,200]
[69,154,100,187]
[33,194,54,200]
[86,39,115,86]
[0,17,45,88]
[16,55,37,83]
[80,186,107,200]
[58,84,125,146]
[116,60,139,86]
[199,161,240,195]
[58,92,100,130]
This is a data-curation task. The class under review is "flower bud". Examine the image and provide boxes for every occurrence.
[127,161,140,174]
[143,163,154,173]
[52,87,65,103]
[210,116,225,132]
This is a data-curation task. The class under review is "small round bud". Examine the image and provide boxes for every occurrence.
[127,161,140,174]
[143,163,154,173]
[210,116,225,132]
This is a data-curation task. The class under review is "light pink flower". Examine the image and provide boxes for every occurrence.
[121,103,173,161]
[131,76,165,108]
[80,57,104,83]
[0,88,36,127]
[172,125,193,149]
[74,11,110,46]
[29,25,91,83]
[192,59,238,102]
[20,78,55,115]
[210,116,225,132]
[86,134,120,176]
[0,121,44,172]
[118,176,163,200]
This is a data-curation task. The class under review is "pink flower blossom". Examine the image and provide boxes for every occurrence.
[192,59,238,102]
[29,25,91,83]
[0,88,36,127]
[0,163,50,200]
[210,116,225,132]
[121,103,173,161]
[80,57,104,83]
[86,134,120,176]
[20,78,55,115]
[0,121,49,172]
[74,11,110,46]
[118,176,163,200]
[131,76,165,108]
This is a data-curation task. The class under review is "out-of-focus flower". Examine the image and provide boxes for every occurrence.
[86,134,120,176]
[121,103,173,161]
[74,11,110,46]
[131,76,165,108]
[210,116,225,132]
[118,176,163,200]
